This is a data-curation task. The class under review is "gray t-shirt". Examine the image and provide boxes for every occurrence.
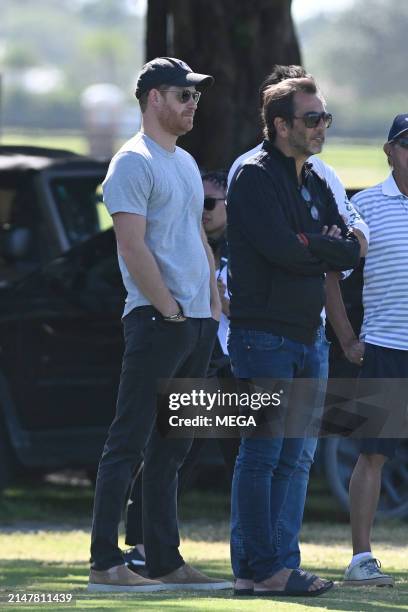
[103,133,211,318]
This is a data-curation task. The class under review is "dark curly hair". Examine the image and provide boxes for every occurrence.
[201,170,228,193]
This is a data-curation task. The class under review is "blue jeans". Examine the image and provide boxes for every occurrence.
[228,326,329,582]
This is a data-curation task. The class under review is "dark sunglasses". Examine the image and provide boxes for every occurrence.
[164,89,201,104]
[204,197,225,211]
[394,137,408,149]
[294,112,333,128]
[300,186,320,221]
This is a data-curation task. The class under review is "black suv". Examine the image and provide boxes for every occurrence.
[0,146,124,490]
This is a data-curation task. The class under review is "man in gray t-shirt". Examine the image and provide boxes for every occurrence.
[89,57,229,593]
[103,132,211,319]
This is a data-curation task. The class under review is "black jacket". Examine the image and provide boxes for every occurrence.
[227,140,360,344]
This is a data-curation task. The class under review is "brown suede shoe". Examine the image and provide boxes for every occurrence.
[157,563,233,591]
[88,564,165,592]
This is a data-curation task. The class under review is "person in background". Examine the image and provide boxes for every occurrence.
[202,171,230,355]
[341,114,408,587]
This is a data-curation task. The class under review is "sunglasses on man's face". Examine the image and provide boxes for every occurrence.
[294,111,333,129]
[395,137,408,149]
[204,197,225,211]
[164,89,201,104]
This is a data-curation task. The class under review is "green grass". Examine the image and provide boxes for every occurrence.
[1,130,389,188]
[0,478,407,611]
[318,141,389,188]
[0,522,407,611]
[1,130,90,156]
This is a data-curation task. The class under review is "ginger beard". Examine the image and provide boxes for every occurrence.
[156,88,197,136]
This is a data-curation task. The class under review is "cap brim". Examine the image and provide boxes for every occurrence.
[173,73,214,90]
[388,127,408,142]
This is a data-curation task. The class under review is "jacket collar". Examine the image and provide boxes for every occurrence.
[261,140,313,184]
[382,172,406,197]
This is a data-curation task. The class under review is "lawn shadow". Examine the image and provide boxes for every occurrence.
[0,560,89,591]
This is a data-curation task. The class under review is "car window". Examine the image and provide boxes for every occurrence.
[50,176,113,246]
[0,183,48,284]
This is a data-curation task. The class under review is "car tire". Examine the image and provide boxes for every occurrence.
[323,437,408,520]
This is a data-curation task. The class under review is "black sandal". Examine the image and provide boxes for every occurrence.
[254,569,334,597]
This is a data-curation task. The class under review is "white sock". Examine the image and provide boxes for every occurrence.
[350,552,373,567]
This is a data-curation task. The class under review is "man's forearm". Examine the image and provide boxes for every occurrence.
[120,242,179,316]
[326,272,357,349]
[325,271,364,365]
[352,228,368,257]
[305,233,361,271]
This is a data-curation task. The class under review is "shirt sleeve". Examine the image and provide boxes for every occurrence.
[311,157,370,243]
[339,198,370,243]
[102,152,153,217]
[219,264,229,298]
[350,192,366,216]
[311,157,346,208]
[227,144,263,191]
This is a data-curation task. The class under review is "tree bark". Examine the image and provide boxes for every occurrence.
[146,0,169,60]
[146,0,301,168]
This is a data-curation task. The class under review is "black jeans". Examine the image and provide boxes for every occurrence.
[90,306,217,577]
[125,420,239,546]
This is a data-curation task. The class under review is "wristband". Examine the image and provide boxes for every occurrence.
[163,311,185,321]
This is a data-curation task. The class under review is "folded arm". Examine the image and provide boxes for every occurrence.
[229,166,360,275]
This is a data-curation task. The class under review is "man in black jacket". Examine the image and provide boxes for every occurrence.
[227,77,360,597]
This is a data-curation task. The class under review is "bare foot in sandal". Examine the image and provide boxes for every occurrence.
[254,568,333,597]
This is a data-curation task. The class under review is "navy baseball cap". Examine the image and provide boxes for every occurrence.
[135,57,214,99]
[387,114,408,142]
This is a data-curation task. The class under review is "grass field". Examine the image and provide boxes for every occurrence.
[0,128,397,610]
[1,130,389,188]
[319,142,388,188]
[0,520,407,611]
[0,479,407,611]
[1,131,90,156]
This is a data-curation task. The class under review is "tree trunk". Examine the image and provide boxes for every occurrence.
[146,0,301,169]
[146,0,169,60]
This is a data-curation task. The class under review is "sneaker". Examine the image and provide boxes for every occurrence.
[343,558,394,587]
[123,546,146,568]
[88,564,165,592]
[157,563,233,591]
